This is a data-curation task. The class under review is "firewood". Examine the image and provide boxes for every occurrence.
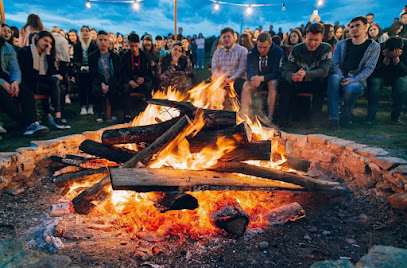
[211,201,249,237]
[53,167,108,188]
[188,122,252,153]
[220,141,271,162]
[266,202,305,225]
[281,157,311,172]
[53,166,83,177]
[155,193,199,212]
[122,115,191,168]
[146,99,196,113]
[210,162,345,195]
[72,176,112,215]
[109,167,302,192]
[79,139,136,163]
[101,116,181,146]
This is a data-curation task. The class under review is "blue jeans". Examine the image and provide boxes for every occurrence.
[196,48,205,67]
[327,74,365,121]
[368,76,407,120]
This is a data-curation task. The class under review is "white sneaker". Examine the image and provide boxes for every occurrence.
[0,125,6,134]
[65,95,71,104]
[80,107,87,115]
[87,106,94,115]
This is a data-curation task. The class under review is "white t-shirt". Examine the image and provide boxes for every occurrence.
[196,38,205,49]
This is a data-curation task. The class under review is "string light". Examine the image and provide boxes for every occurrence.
[214,2,220,11]
[132,1,140,10]
[246,5,253,15]
[282,3,285,11]
[86,0,91,8]
[317,0,324,7]
[209,0,285,15]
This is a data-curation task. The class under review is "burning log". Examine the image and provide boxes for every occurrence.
[188,122,252,152]
[156,193,199,212]
[211,201,249,237]
[122,115,191,168]
[280,157,311,172]
[109,167,302,192]
[266,202,305,225]
[72,176,112,214]
[101,116,181,146]
[210,162,345,194]
[79,139,136,163]
[53,167,108,188]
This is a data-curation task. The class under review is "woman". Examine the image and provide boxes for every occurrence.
[368,23,389,43]
[282,29,302,61]
[116,33,124,52]
[252,28,260,44]
[387,21,404,37]
[19,13,46,47]
[160,37,174,56]
[323,23,338,51]
[1,24,18,51]
[18,31,70,129]
[90,28,98,44]
[73,26,98,115]
[158,41,193,92]
[66,29,78,104]
[334,26,345,41]
[238,33,253,51]
[195,33,205,69]
[342,26,352,40]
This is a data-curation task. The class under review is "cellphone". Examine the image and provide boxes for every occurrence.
[313,10,318,16]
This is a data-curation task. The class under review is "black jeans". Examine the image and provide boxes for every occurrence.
[92,85,119,116]
[76,70,93,106]
[278,78,325,124]
[122,82,152,115]
[0,84,36,127]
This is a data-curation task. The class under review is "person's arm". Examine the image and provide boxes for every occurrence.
[211,50,221,77]
[141,55,153,83]
[348,42,380,84]
[4,45,22,85]
[263,47,283,81]
[228,47,248,81]
[304,44,332,81]
[393,46,407,77]
[284,48,298,82]
[330,40,345,78]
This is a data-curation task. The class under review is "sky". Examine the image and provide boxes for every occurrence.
[3,0,403,38]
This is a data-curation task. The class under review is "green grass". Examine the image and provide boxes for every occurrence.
[1,69,406,161]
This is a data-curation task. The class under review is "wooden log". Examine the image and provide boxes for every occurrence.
[109,167,302,192]
[188,122,252,153]
[210,162,345,195]
[266,202,305,225]
[220,141,271,162]
[155,193,199,212]
[211,201,249,237]
[79,139,136,163]
[281,157,311,172]
[101,116,181,145]
[72,176,112,215]
[147,99,196,113]
[122,115,191,168]
[272,138,292,155]
[53,167,108,188]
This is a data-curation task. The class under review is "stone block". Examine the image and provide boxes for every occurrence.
[307,134,335,145]
[388,193,407,215]
[368,163,383,182]
[342,155,368,176]
[285,133,308,153]
[354,174,376,188]
[384,173,405,190]
[356,147,390,158]
[0,238,26,266]
[356,245,407,267]
[311,259,356,268]
[345,143,368,152]
[301,150,334,163]
[372,157,407,171]
[31,139,62,149]
[32,255,72,268]
[375,181,394,193]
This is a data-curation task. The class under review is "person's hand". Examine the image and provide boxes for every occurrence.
[250,76,263,87]
[382,48,389,57]
[297,68,306,79]
[1,81,11,94]
[136,77,144,84]
[341,78,350,87]
[129,80,139,88]
[315,15,321,23]
[45,43,52,55]
[389,49,403,59]
[150,61,156,67]
[52,74,63,81]
[383,57,391,65]
[10,81,20,97]
[101,82,109,94]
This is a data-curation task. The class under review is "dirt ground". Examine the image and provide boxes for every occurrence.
[1,166,407,268]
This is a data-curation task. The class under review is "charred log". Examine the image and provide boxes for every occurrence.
[79,139,136,163]
[53,167,108,188]
[211,201,249,237]
[156,193,199,212]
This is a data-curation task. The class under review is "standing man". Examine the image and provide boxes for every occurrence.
[327,16,380,130]
[367,37,407,124]
[177,27,183,41]
[211,27,247,96]
[278,23,332,128]
[240,32,282,124]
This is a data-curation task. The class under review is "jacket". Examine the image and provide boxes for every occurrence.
[0,40,21,85]
[121,50,152,85]
[89,49,121,93]
[247,43,282,82]
[73,41,98,70]
[372,39,407,79]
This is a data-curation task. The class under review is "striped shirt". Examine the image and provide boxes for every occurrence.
[211,43,248,81]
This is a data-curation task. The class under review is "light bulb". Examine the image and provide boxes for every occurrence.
[246,5,253,15]
[214,2,220,11]
[132,1,140,10]
[86,0,91,8]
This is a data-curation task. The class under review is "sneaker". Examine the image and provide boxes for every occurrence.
[328,120,340,131]
[87,106,94,115]
[54,118,71,130]
[80,107,87,115]
[0,125,7,134]
[65,95,71,104]
[107,116,118,123]
[23,122,49,137]
[96,117,104,123]
[47,116,55,126]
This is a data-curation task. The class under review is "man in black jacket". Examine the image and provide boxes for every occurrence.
[367,37,407,124]
[89,30,121,122]
[121,33,152,121]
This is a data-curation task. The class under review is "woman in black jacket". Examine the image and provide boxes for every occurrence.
[18,31,70,129]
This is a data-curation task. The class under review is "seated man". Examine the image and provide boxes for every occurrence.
[89,30,121,122]
[0,25,48,137]
[121,33,152,122]
[278,23,332,128]
[368,36,407,124]
[18,30,70,129]
[327,16,380,130]
[240,32,282,124]
[211,27,247,101]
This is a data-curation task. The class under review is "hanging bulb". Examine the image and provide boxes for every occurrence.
[246,5,253,15]
[282,3,286,11]
[317,0,324,7]
[132,1,140,11]
[86,0,91,8]
[214,2,220,11]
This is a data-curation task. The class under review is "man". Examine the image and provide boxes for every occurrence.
[177,27,183,41]
[399,13,407,38]
[155,35,162,51]
[0,24,48,136]
[269,25,276,37]
[89,31,121,122]
[366,13,375,26]
[121,33,152,122]
[327,16,380,130]
[278,23,332,128]
[211,27,247,96]
[277,27,283,39]
[240,32,282,124]
[367,36,407,124]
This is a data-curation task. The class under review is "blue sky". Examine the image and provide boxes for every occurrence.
[3,0,403,38]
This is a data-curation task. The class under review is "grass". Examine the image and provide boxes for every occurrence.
[1,68,406,160]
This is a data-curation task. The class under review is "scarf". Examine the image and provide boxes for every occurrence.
[30,42,47,75]
[79,34,92,53]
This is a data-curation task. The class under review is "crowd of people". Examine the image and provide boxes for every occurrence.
[0,8,406,137]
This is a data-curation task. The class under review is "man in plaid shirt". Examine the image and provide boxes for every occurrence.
[211,27,247,96]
